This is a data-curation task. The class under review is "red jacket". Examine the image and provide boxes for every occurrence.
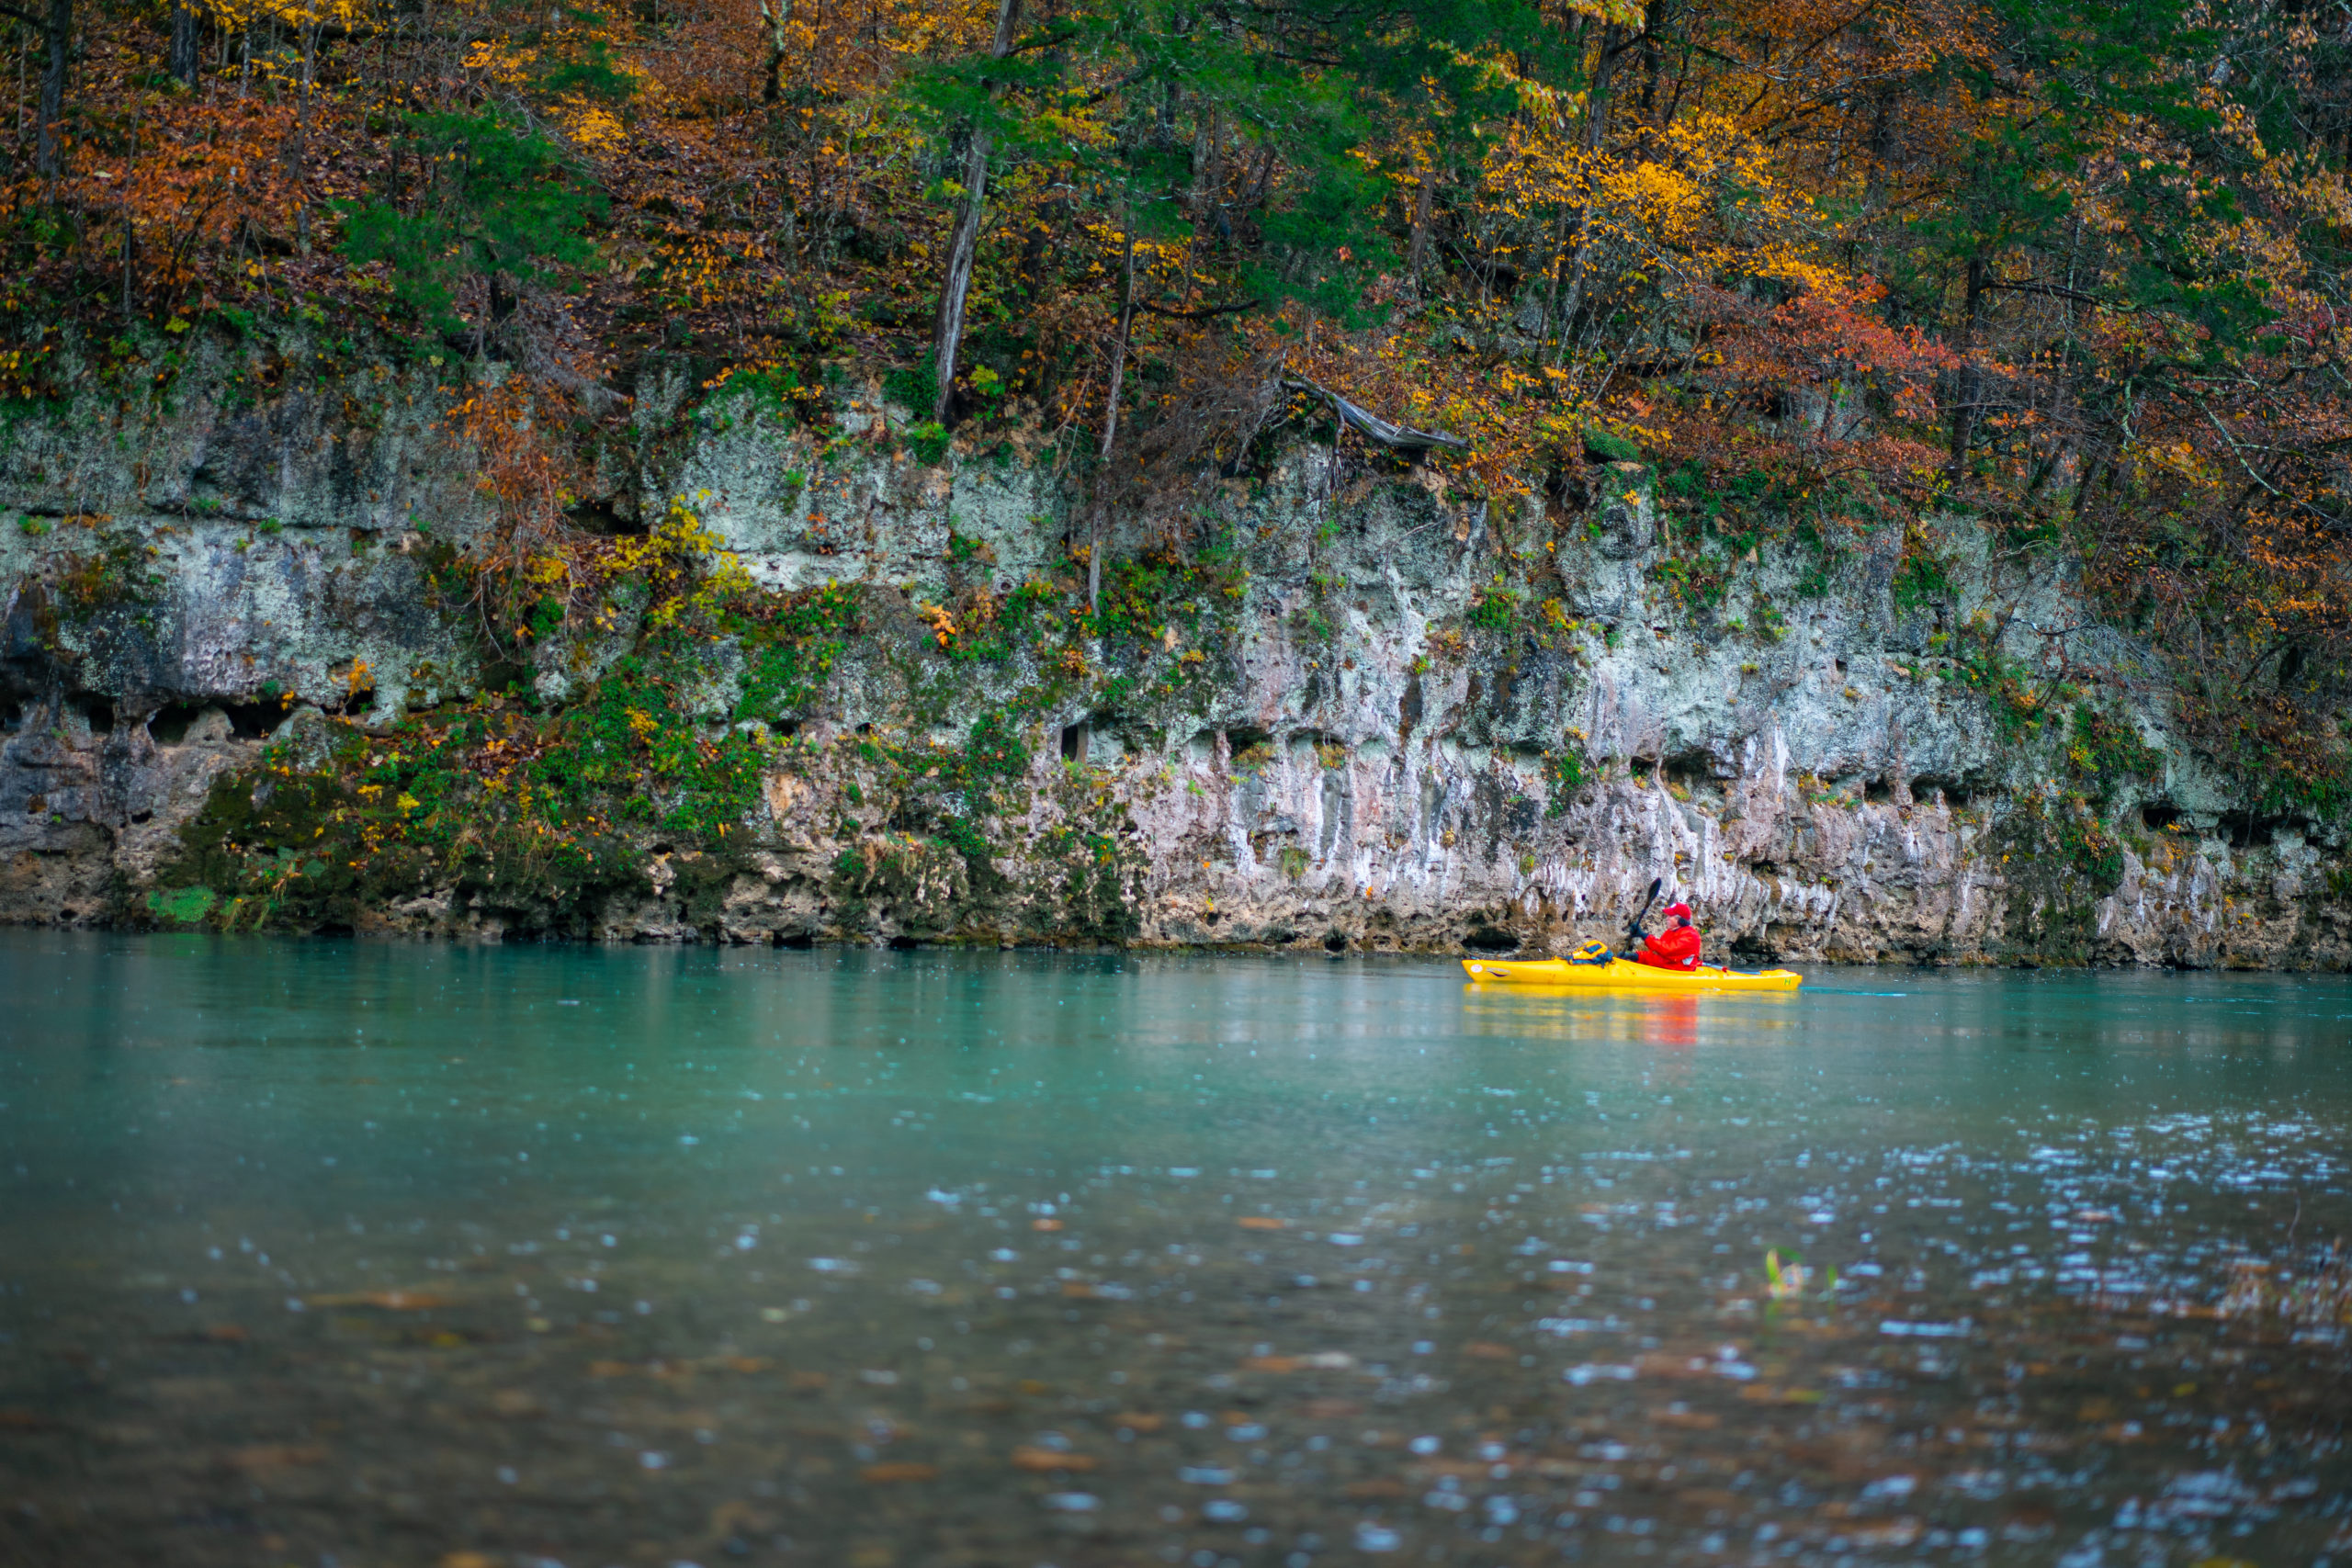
[1638,922,1702,970]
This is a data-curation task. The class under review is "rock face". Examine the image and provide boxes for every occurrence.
[3,348,2347,966]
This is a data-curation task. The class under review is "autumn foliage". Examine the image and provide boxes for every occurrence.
[6,0,2352,801]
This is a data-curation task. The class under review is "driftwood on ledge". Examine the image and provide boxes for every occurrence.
[1280,377,1469,454]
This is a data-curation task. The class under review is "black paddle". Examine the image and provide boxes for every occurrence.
[1623,877,1663,959]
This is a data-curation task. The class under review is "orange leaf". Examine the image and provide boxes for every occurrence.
[1012,1446,1097,1472]
[861,1462,940,1483]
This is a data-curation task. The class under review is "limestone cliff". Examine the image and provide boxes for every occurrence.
[3,345,2346,966]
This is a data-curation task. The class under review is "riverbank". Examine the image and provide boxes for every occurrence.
[4,353,2347,967]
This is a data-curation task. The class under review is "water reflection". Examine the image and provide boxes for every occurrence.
[0,934,2346,1567]
[1461,987,1761,1050]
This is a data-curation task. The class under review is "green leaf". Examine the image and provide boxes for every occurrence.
[337,109,606,333]
[146,886,218,925]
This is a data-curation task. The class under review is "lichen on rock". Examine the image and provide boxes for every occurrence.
[3,344,2347,968]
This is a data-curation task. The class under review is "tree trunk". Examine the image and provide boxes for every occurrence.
[929,0,1023,427]
[1637,0,1666,121]
[168,4,198,85]
[1245,143,1277,209]
[292,18,317,251]
[1856,86,1896,275]
[33,0,66,178]
[1538,204,1569,355]
[122,82,139,321]
[1088,206,1136,617]
[1550,24,1623,359]
[932,131,990,422]
[1406,149,1434,294]
[759,0,790,103]
[1189,103,1220,220]
[1946,252,1990,488]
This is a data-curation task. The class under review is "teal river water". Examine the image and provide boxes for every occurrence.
[1,932,2348,1568]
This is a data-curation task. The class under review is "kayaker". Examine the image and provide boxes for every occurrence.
[1634,901,1702,971]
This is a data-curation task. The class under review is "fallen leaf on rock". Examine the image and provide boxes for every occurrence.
[1017,1379,1051,1395]
[1243,1355,1299,1372]
[1238,1217,1286,1230]
[305,1290,453,1311]
[491,1390,539,1417]
[1652,1408,1722,1430]
[724,1356,774,1373]
[1012,1447,1097,1472]
[1738,1384,1823,1405]
[1634,1353,1713,1381]
[1462,1341,1515,1360]
[1113,1413,1165,1433]
[0,1408,61,1431]
[439,1552,500,1568]
[790,1371,830,1390]
[860,1462,939,1483]
[1347,1478,1407,1499]
[1032,1219,1063,1232]
[201,1324,249,1344]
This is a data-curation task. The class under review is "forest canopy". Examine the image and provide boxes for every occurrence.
[6,0,2352,804]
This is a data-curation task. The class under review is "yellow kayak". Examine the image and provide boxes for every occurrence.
[1461,956,1803,991]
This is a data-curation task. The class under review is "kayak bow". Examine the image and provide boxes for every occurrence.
[1461,956,1802,991]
